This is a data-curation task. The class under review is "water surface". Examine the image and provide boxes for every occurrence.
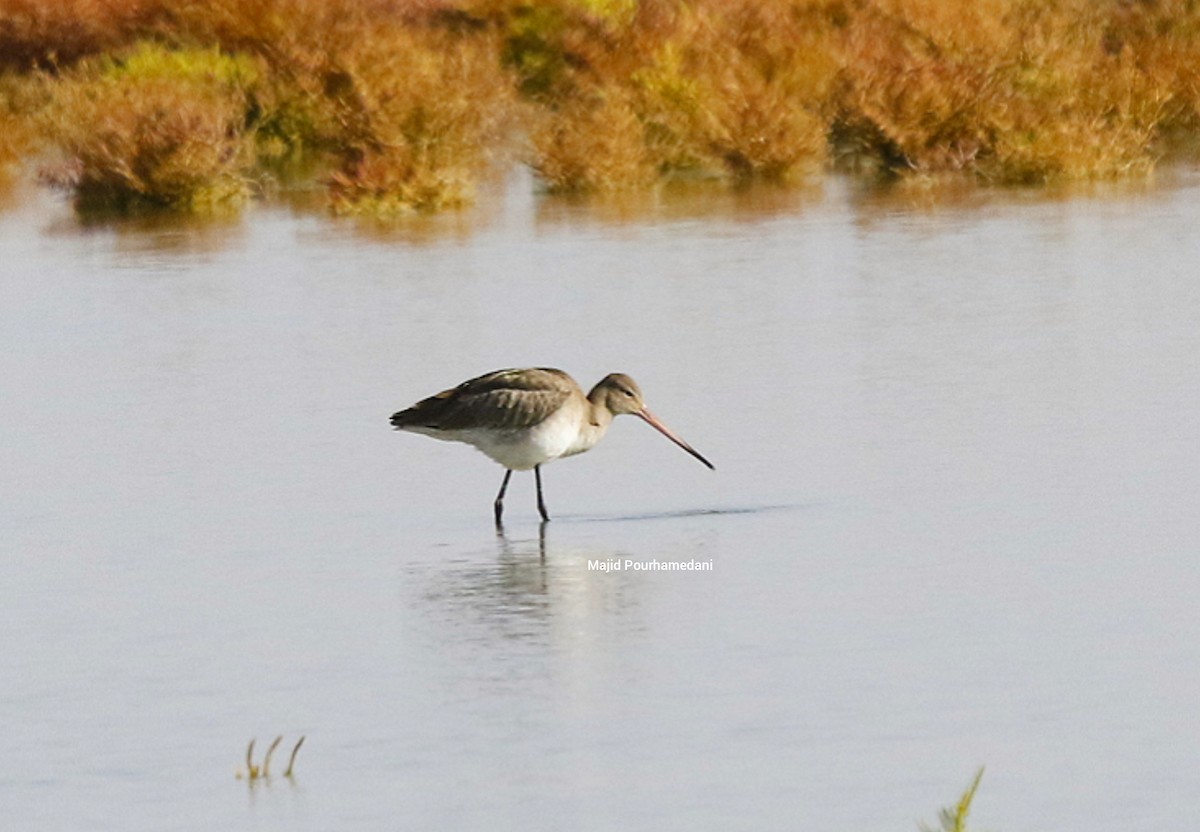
[2,173,1198,831]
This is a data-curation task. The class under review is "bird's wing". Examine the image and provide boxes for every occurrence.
[391,368,574,431]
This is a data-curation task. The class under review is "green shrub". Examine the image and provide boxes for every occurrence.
[40,42,259,211]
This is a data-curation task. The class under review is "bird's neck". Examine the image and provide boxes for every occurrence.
[568,396,615,456]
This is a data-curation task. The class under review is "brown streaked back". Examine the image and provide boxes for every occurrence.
[390,368,578,432]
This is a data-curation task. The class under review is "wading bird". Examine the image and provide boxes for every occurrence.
[390,368,714,526]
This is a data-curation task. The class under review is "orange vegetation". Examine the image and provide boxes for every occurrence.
[2,0,1200,212]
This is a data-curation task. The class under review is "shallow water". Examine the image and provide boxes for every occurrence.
[2,172,1199,831]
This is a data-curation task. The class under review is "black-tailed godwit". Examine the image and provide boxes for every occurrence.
[390,368,714,526]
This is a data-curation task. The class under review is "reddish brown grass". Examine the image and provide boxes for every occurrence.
[36,44,259,210]
[5,0,1200,211]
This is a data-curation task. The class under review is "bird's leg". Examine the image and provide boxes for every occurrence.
[534,464,550,522]
[494,469,513,528]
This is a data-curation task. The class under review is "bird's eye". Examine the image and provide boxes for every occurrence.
[622,388,634,397]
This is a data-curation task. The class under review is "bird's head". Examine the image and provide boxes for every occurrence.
[591,373,714,470]
[594,373,645,416]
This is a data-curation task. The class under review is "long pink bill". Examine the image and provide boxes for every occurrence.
[636,408,715,471]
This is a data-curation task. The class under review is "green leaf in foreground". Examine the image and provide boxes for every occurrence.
[919,767,986,832]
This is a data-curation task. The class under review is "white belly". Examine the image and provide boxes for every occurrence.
[406,405,584,471]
